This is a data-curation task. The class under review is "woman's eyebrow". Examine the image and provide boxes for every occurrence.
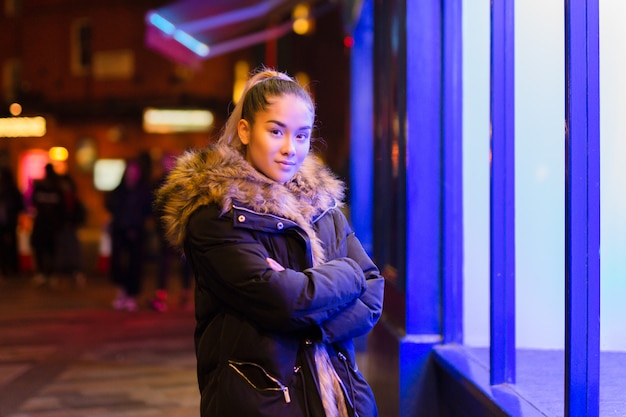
[265,120,312,130]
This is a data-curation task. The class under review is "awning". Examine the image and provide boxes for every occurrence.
[145,0,345,67]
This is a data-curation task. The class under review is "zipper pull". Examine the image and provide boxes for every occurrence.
[337,351,357,371]
[282,386,291,403]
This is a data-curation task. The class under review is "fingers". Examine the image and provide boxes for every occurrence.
[266,257,285,272]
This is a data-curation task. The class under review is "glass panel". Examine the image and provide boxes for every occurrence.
[600,0,626,353]
[462,0,490,348]
[372,0,406,292]
[514,0,564,351]
[514,1,566,413]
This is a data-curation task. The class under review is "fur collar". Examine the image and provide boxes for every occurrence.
[155,143,345,266]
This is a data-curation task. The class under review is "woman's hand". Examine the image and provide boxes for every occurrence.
[266,257,285,272]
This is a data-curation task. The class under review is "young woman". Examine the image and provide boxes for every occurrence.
[156,68,384,417]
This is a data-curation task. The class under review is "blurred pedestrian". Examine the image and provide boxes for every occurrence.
[149,153,193,312]
[105,159,152,311]
[30,163,65,286]
[55,173,87,287]
[0,167,25,280]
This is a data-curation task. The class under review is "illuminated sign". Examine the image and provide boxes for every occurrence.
[0,116,47,137]
[143,108,214,133]
[94,159,126,191]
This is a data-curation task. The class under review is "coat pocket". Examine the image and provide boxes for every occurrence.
[227,360,291,403]
[217,359,306,417]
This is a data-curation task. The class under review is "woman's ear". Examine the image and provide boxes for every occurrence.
[238,119,250,145]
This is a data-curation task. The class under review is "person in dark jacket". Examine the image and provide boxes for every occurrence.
[0,167,25,279]
[30,163,65,286]
[105,159,152,311]
[55,173,87,287]
[155,68,385,417]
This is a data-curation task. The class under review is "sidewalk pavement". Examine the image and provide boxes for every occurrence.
[0,273,199,417]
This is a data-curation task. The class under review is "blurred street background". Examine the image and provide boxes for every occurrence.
[0,267,198,417]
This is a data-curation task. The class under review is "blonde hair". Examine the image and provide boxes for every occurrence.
[217,67,315,152]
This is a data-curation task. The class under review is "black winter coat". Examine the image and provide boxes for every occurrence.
[156,144,385,417]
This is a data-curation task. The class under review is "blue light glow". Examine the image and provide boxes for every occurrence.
[173,30,210,57]
[148,12,210,58]
[148,12,175,35]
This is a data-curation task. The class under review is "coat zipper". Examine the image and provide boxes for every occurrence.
[228,360,291,403]
[337,352,358,416]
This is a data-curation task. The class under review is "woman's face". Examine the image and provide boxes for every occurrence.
[238,94,313,184]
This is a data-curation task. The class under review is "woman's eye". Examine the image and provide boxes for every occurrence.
[270,129,283,136]
[296,133,310,141]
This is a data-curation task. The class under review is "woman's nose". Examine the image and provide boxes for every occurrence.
[281,136,296,155]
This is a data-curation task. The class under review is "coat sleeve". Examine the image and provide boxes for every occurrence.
[185,205,367,332]
[318,215,385,343]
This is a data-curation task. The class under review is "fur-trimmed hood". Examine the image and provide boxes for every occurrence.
[154,143,345,266]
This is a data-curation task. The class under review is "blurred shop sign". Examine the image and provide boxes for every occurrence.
[0,116,47,138]
[142,108,214,133]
